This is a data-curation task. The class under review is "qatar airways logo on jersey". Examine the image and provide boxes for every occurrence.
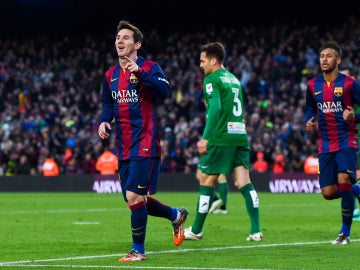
[316,101,343,113]
[112,89,139,103]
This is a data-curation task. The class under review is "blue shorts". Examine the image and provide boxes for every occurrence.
[118,157,160,202]
[318,148,357,188]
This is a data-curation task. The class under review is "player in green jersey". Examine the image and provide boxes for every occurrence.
[353,103,360,221]
[184,42,263,241]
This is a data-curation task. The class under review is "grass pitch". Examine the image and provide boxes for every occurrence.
[0,191,358,269]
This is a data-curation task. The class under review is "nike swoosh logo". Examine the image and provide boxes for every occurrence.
[132,226,144,231]
[315,91,322,95]
[137,185,146,189]
[111,77,118,82]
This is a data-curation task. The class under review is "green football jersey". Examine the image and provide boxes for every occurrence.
[202,68,249,147]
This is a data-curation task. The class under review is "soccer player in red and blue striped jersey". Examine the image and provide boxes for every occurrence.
[306,40,360,244]
[341,67,360,221]
[98,20,188,262]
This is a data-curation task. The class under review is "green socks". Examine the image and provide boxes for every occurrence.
[218,182,228,208]
[239,183,261,234]
[192,185,214,234]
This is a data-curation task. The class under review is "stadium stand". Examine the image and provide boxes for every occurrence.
[1,11,360,176]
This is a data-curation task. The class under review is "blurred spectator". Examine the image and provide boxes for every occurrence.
[288,143,305,172]
[253,152,269,173]
[80,153,97,174]
[304,154,319,174]
[41,155,60,176]
[64,156,81,174]
[0,63,6,82]
[163,126,175,155]
[18,89,31,114]
[172,146,187,172]
[272,153,286,173]
[274,122,293,149]
[17,154,34,175]
[1,17,360,174]
[304,47,318,69]
[5,151,18,176]
[95,149,118,175]
[62,148,73,164]
[291,154,305,172]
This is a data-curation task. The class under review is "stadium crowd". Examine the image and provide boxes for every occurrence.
[1,16,360,176]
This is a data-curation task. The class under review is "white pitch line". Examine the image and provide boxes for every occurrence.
[72,222,100,225]
[0,208,121,215]
[1,239,359,269]
[0,264,273,270]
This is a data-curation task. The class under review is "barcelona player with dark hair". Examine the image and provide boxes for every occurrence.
[305,40,360,244]
[98,20,188,262]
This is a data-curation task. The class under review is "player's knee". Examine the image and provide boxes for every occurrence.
[321,185,343,200]
[322,193,335,200]
[322,190,341,200]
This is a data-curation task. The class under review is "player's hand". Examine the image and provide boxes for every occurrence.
[305,117,316,131]
[197,139,208,155]
[343,106,355,122]
[122,56,139,73]
[98,122,111,139]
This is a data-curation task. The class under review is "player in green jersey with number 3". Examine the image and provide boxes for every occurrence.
[184,42,263,241]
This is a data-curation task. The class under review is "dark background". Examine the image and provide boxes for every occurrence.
[2,0,360,35]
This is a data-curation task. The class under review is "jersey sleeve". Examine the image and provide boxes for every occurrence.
[202,95,221,140]
[352,80,360,105]
[305,79,317,122]
[99,75,114,124]
[137,60,170,100]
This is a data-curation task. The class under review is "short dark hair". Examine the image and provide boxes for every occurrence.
[340,65,354,75]
[201,42,226,63]
[116,20,143,43]
[319,40,342,57]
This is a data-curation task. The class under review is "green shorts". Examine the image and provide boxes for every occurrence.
[198,145,250,175]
